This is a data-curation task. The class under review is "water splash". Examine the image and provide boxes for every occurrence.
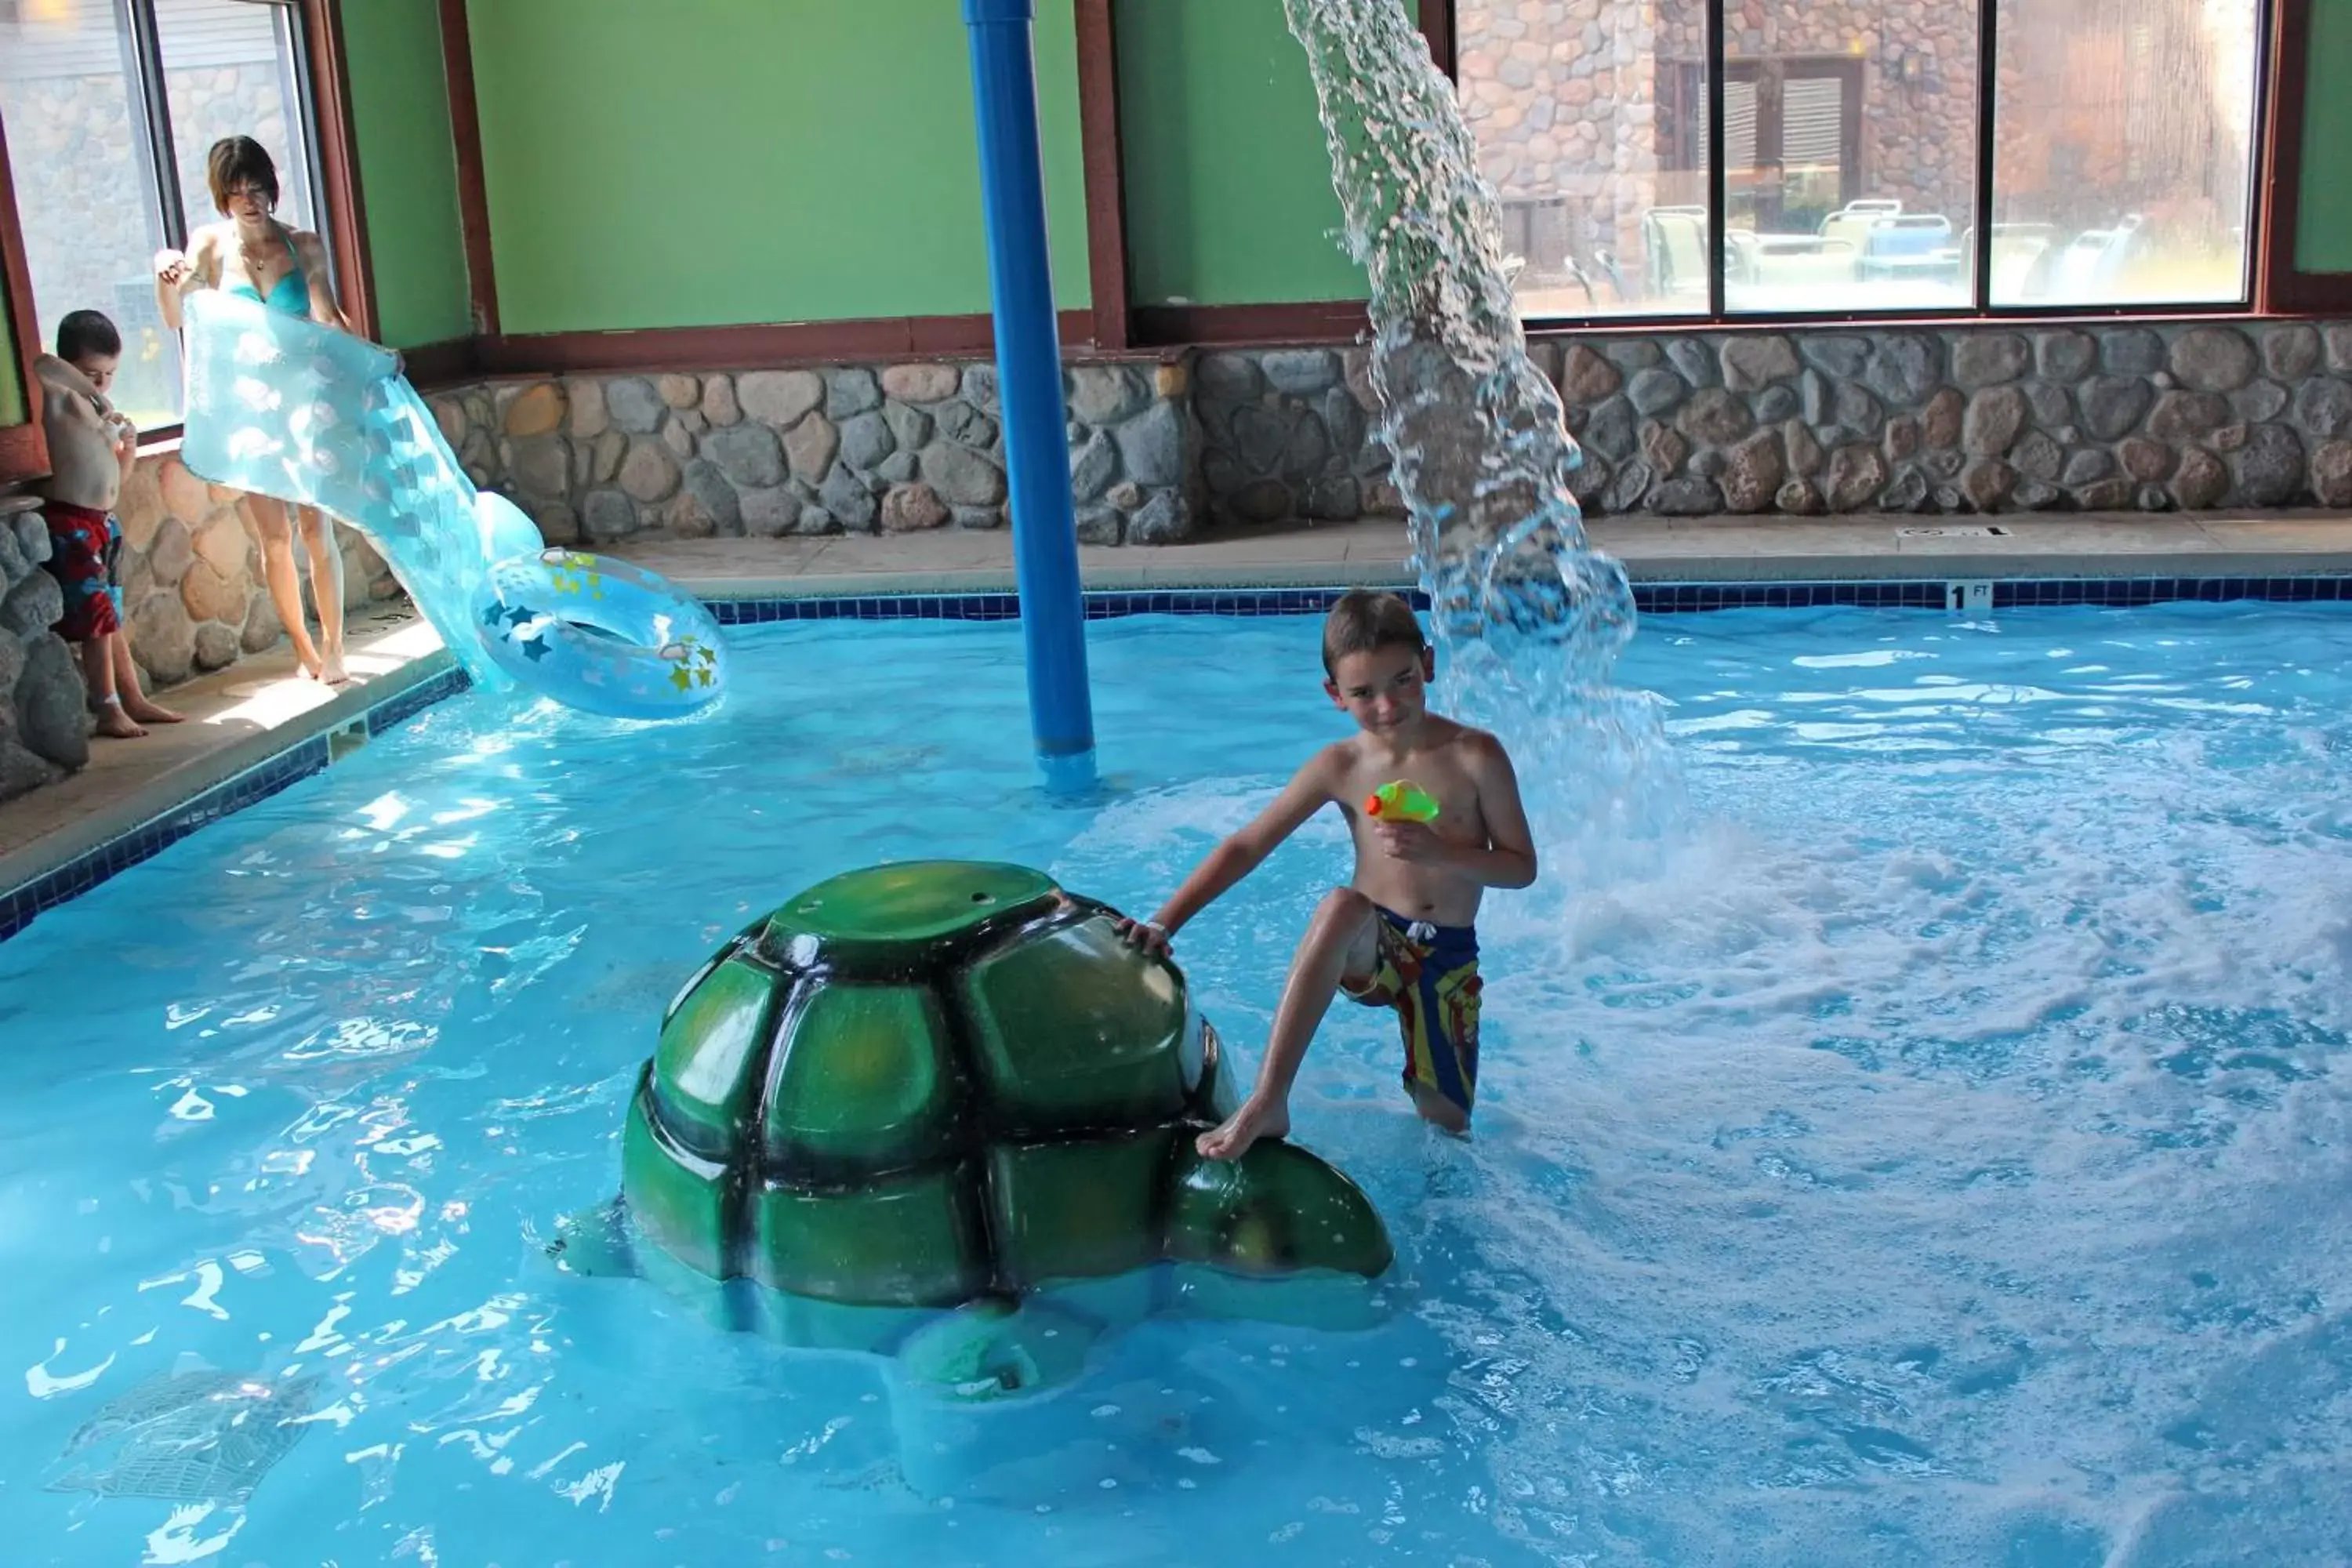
[1281,0,1678,851]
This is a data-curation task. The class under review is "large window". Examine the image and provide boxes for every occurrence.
[1455,0,2267,321]
[1461,0,1711,318]
[1990,0,2263,307]
[0,0,329,426]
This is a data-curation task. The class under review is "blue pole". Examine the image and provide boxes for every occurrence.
[963,0,1097,795]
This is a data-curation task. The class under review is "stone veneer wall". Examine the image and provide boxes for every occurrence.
[429,362,1206,550]
[1533,321,2352,516]
[0,455,397,804]
[431,319,2352,543]
[0,500,89,800]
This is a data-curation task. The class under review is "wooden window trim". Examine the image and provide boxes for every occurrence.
[437,0,499,338]
[0,100,46,485]
[1075,0,1129,351]
[2260,0,2352,312]
[303,0,377,342]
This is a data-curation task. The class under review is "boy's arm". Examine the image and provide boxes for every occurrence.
[1117,749,1342,953]
[33,357,99,439]
[1377,732,1537,889]
[111,408,140,480]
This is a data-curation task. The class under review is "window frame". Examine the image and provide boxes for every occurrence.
[0,0,372,479]
[0,102,47,483]
[1450,0,2296,331]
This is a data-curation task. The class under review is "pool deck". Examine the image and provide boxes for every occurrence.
[0,604,452,904]
[608,510,2352,596]
[5,509,2350,908]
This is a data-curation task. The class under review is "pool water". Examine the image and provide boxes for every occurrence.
[2,605,2348,1566]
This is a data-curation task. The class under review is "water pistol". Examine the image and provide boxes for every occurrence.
[1364,781,1440,823]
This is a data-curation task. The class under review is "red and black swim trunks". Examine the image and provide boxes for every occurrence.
[41,499,122,644]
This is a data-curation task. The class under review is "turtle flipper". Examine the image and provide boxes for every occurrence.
[895,1298,1100,1399]
[548,1197,640,1279]
[1165,1138,1393,1279]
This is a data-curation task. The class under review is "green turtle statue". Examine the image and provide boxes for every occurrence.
[552,860,1393,1407]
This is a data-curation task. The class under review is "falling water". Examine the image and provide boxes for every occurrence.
[1282,0,1677,848]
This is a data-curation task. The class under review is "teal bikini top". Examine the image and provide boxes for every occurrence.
[228,227,312,317]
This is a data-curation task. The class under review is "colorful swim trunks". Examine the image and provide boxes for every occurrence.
[1345,906,1482,1117]
[41,499,122,643]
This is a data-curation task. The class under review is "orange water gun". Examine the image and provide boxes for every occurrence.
[1363,781,1440,823]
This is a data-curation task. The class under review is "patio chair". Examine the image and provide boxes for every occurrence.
[1857,214,1960,284]
[2048,216,2143,298]
[1643,206,1711,298]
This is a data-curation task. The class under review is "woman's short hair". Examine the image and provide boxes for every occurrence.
[205,136,279,213]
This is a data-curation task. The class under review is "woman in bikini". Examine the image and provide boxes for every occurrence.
[154,136,358,685]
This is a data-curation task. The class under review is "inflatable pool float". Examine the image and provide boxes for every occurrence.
[177,290,725,718]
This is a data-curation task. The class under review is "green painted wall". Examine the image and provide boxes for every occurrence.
[1,270,22,428]
[343,0,474,348]
[1116,0,1366,307]
[2299,0,2352,273]
[466,0,1091,336]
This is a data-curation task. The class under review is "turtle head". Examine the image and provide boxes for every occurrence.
[1165,1139,1392,1279]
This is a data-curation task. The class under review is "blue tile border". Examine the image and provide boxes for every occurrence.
[1631,581,1950,612]
[702,575,2352,622]
[1989,575,2352,608]
[705,586,1428,623]
[0,664,472,944]
[8,574,2350,943]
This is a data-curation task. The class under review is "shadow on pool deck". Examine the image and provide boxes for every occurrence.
[5,510,2351,904]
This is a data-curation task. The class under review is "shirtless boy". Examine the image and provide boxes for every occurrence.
[34,310,181,737]
[1119,590,1537,1159]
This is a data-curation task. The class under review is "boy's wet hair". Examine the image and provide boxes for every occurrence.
[1322,589,1426,676]
[206,136,280,212]
[56,310,121,364]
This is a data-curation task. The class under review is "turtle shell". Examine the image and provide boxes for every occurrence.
[622,861,1243,1308]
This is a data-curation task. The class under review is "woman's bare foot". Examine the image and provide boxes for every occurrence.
[318,650,352,687]
[1196,1096,1290,1160]
[93,703,146,739]
[122,695,183,724]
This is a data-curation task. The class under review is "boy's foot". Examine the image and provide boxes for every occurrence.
[93,705,145,739]
[1408,1083,1471,1137]
[1196,1097,1289,1161]
[123,696,183,724]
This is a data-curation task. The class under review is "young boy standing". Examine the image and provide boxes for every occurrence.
[34,310,181,737]
[1119,590,1537,1160]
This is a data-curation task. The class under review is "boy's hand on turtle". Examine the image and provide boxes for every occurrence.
[1113,916,1172,956]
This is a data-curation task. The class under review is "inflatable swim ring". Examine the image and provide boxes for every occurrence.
[476,549,727,719]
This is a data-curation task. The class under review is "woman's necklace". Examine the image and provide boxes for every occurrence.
[236,221,279,287]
